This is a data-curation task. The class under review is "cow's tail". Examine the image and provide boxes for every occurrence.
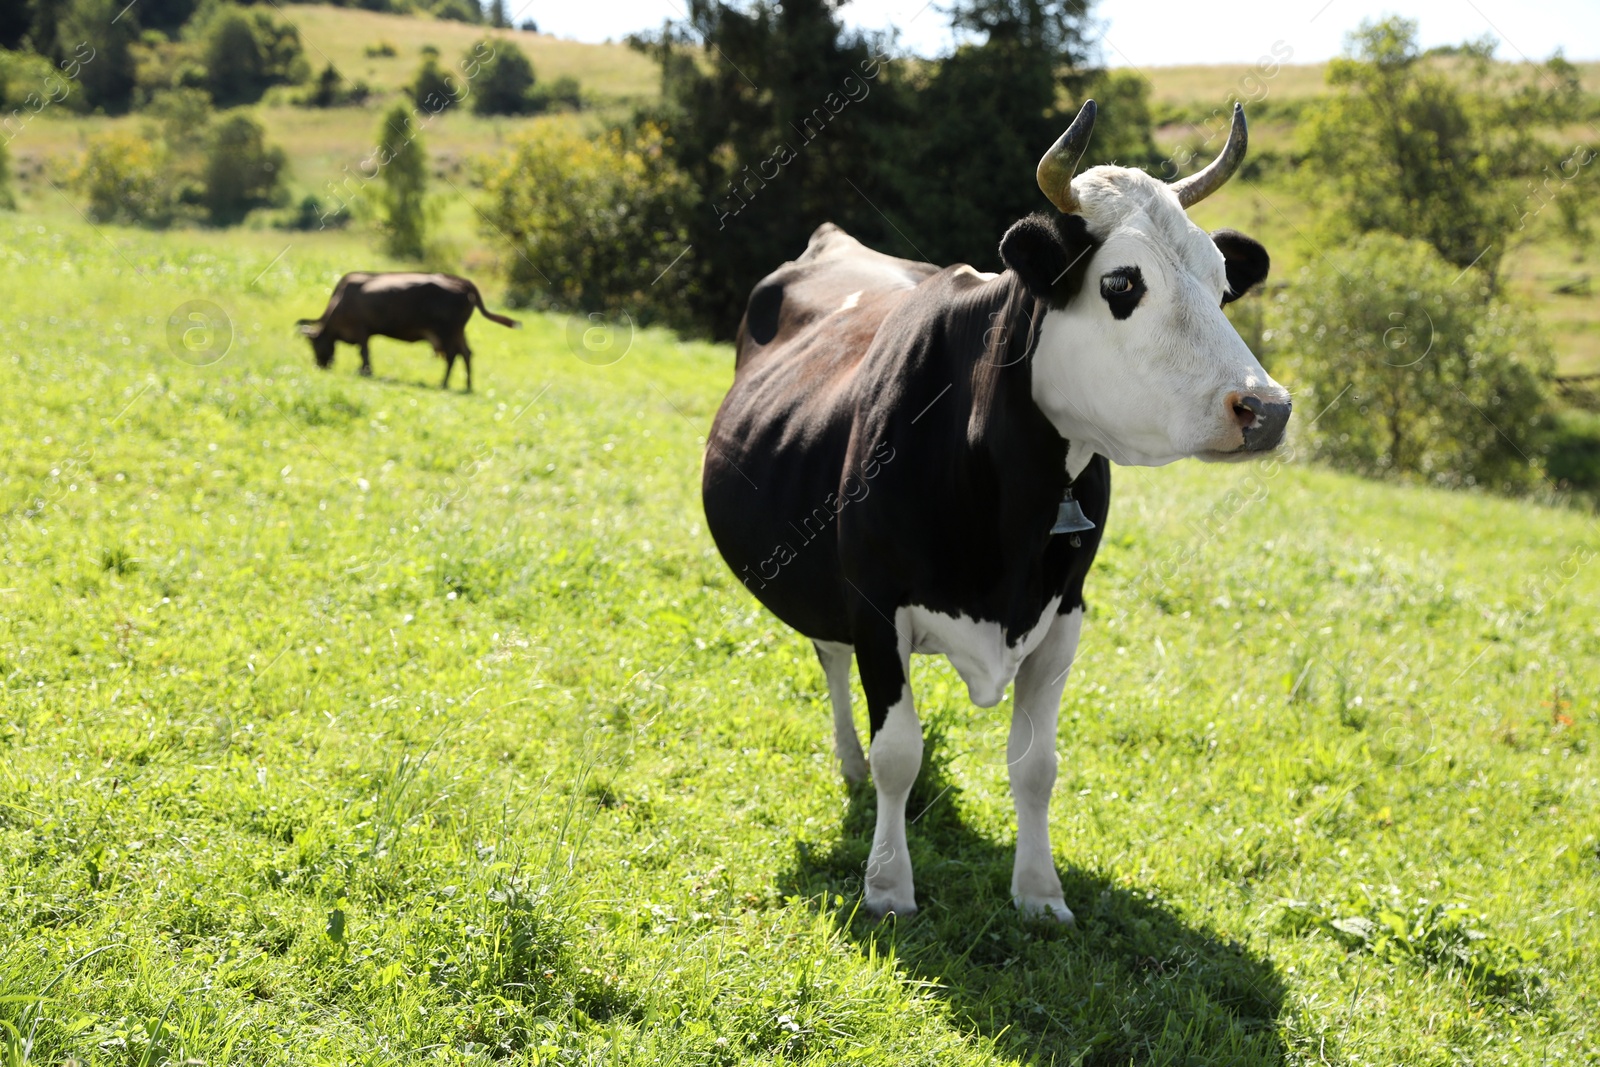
[467,283,520,329]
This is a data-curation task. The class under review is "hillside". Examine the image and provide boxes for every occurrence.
[1,214,1597,1065]
[7,5,1595,376]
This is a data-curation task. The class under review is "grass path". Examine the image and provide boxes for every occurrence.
[0,216,1597,1064]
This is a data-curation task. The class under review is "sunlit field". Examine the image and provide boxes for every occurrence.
[1,213,1597,1065]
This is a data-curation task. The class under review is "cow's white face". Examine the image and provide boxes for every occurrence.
[1011,167,1290,467]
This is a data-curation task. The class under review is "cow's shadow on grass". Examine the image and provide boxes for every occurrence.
[777,725,1288,1065]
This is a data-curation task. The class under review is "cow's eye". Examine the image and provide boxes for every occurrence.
[1099,267,1146,320]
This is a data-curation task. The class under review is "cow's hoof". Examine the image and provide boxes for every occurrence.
[1014,895,1076,925]
[359,366,372,377]
[862,893,917,921]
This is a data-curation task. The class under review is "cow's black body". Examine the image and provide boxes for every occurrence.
[703,224,1108,732]
[297,272,518,390]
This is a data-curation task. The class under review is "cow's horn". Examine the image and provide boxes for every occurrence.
[1170,103,1248,208]
[1036,99,1097,215]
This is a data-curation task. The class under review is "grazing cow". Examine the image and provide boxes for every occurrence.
[702,102,1290,922]
[296,272,519,390]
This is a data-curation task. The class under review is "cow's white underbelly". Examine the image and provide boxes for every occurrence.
[897,596,1062,707]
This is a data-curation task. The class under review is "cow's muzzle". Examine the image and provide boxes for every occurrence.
[1229,392,1291,452]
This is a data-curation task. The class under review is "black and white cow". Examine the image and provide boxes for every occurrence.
[701,102,1290,922]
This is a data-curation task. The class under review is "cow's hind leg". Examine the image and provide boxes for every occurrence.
[457,335,473,392]
[1007,606,1082,924]
[440,351,456,390]
[358,340,372,377]
[855,615,919,918]
[814,640,866,784]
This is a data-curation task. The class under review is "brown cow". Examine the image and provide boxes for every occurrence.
[296,272,520,391]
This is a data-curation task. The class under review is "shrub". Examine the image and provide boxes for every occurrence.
[529,74,580,111]
[202,112,288,225]
[1540,408,1600,491]
[299,62,370,107]
[410,52,461,114]
[478,121,695,328]
[61,0,139,113]
[71,131,175,225]
[0,136,14,210]
[364,40,398,57]
[468,39,534,116]
[198,5,307,107]
[374,102,428,258]
[1268,233,1555,493]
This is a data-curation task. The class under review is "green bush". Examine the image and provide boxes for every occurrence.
[374,102,429,259]
[1540,408,1600,491]
[197,4,307,107]
[410,52,461,114]
[0,135,14,210]
[61,0,139,113]
[71,131,175,225]
[202,112,288,225]
[1268,233,1555,493]
[467,39,534,115]
[478,121,694,328]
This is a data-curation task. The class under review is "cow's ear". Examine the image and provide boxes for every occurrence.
[1000,213,1098,307]
[1211,229,1270,304]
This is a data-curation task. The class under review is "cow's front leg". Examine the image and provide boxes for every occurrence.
[855,619,919,918]
[358,340,373,376]
[1008,606,1082,924]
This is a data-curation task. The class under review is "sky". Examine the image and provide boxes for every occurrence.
[528,0,1600,66]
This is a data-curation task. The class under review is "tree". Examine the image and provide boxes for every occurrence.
[61,0,139,112]
[0,134,16,210]
[479,121,694,328]
[198,5,308,108]
[374,103,428,259]
[487,0,508,28]
[1300,17,1582,291]
[468,39,534,115]
[634,0,916,338]
[1269,232,1554,492]
[634,0,1107,338]
[203,112,287,224]
[411,51,461,114]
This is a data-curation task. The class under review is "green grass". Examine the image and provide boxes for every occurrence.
[2,212,1599,1065]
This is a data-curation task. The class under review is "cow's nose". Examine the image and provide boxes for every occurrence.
[1228,392,1291,451]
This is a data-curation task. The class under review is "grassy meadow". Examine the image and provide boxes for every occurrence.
[2,206,1599,1065]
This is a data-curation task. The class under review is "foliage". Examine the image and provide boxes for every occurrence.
[202,112,288,225]
[70,130,175,224]
[0,135,14,211]
[409,51,462,113]
[632,0,1119,337]
[1540,408,1600,490]
[1269,232,1555,492]
[478,121,695,327]
[632,0,914,338]
[298,61,371,107]
[467,37,536,115]
[374,102,429,259]
[60,0,139,112]
[1,217,1597,1066]
[69,91,288,226]
[196,4,308,108]
[1300,17,1585,289]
